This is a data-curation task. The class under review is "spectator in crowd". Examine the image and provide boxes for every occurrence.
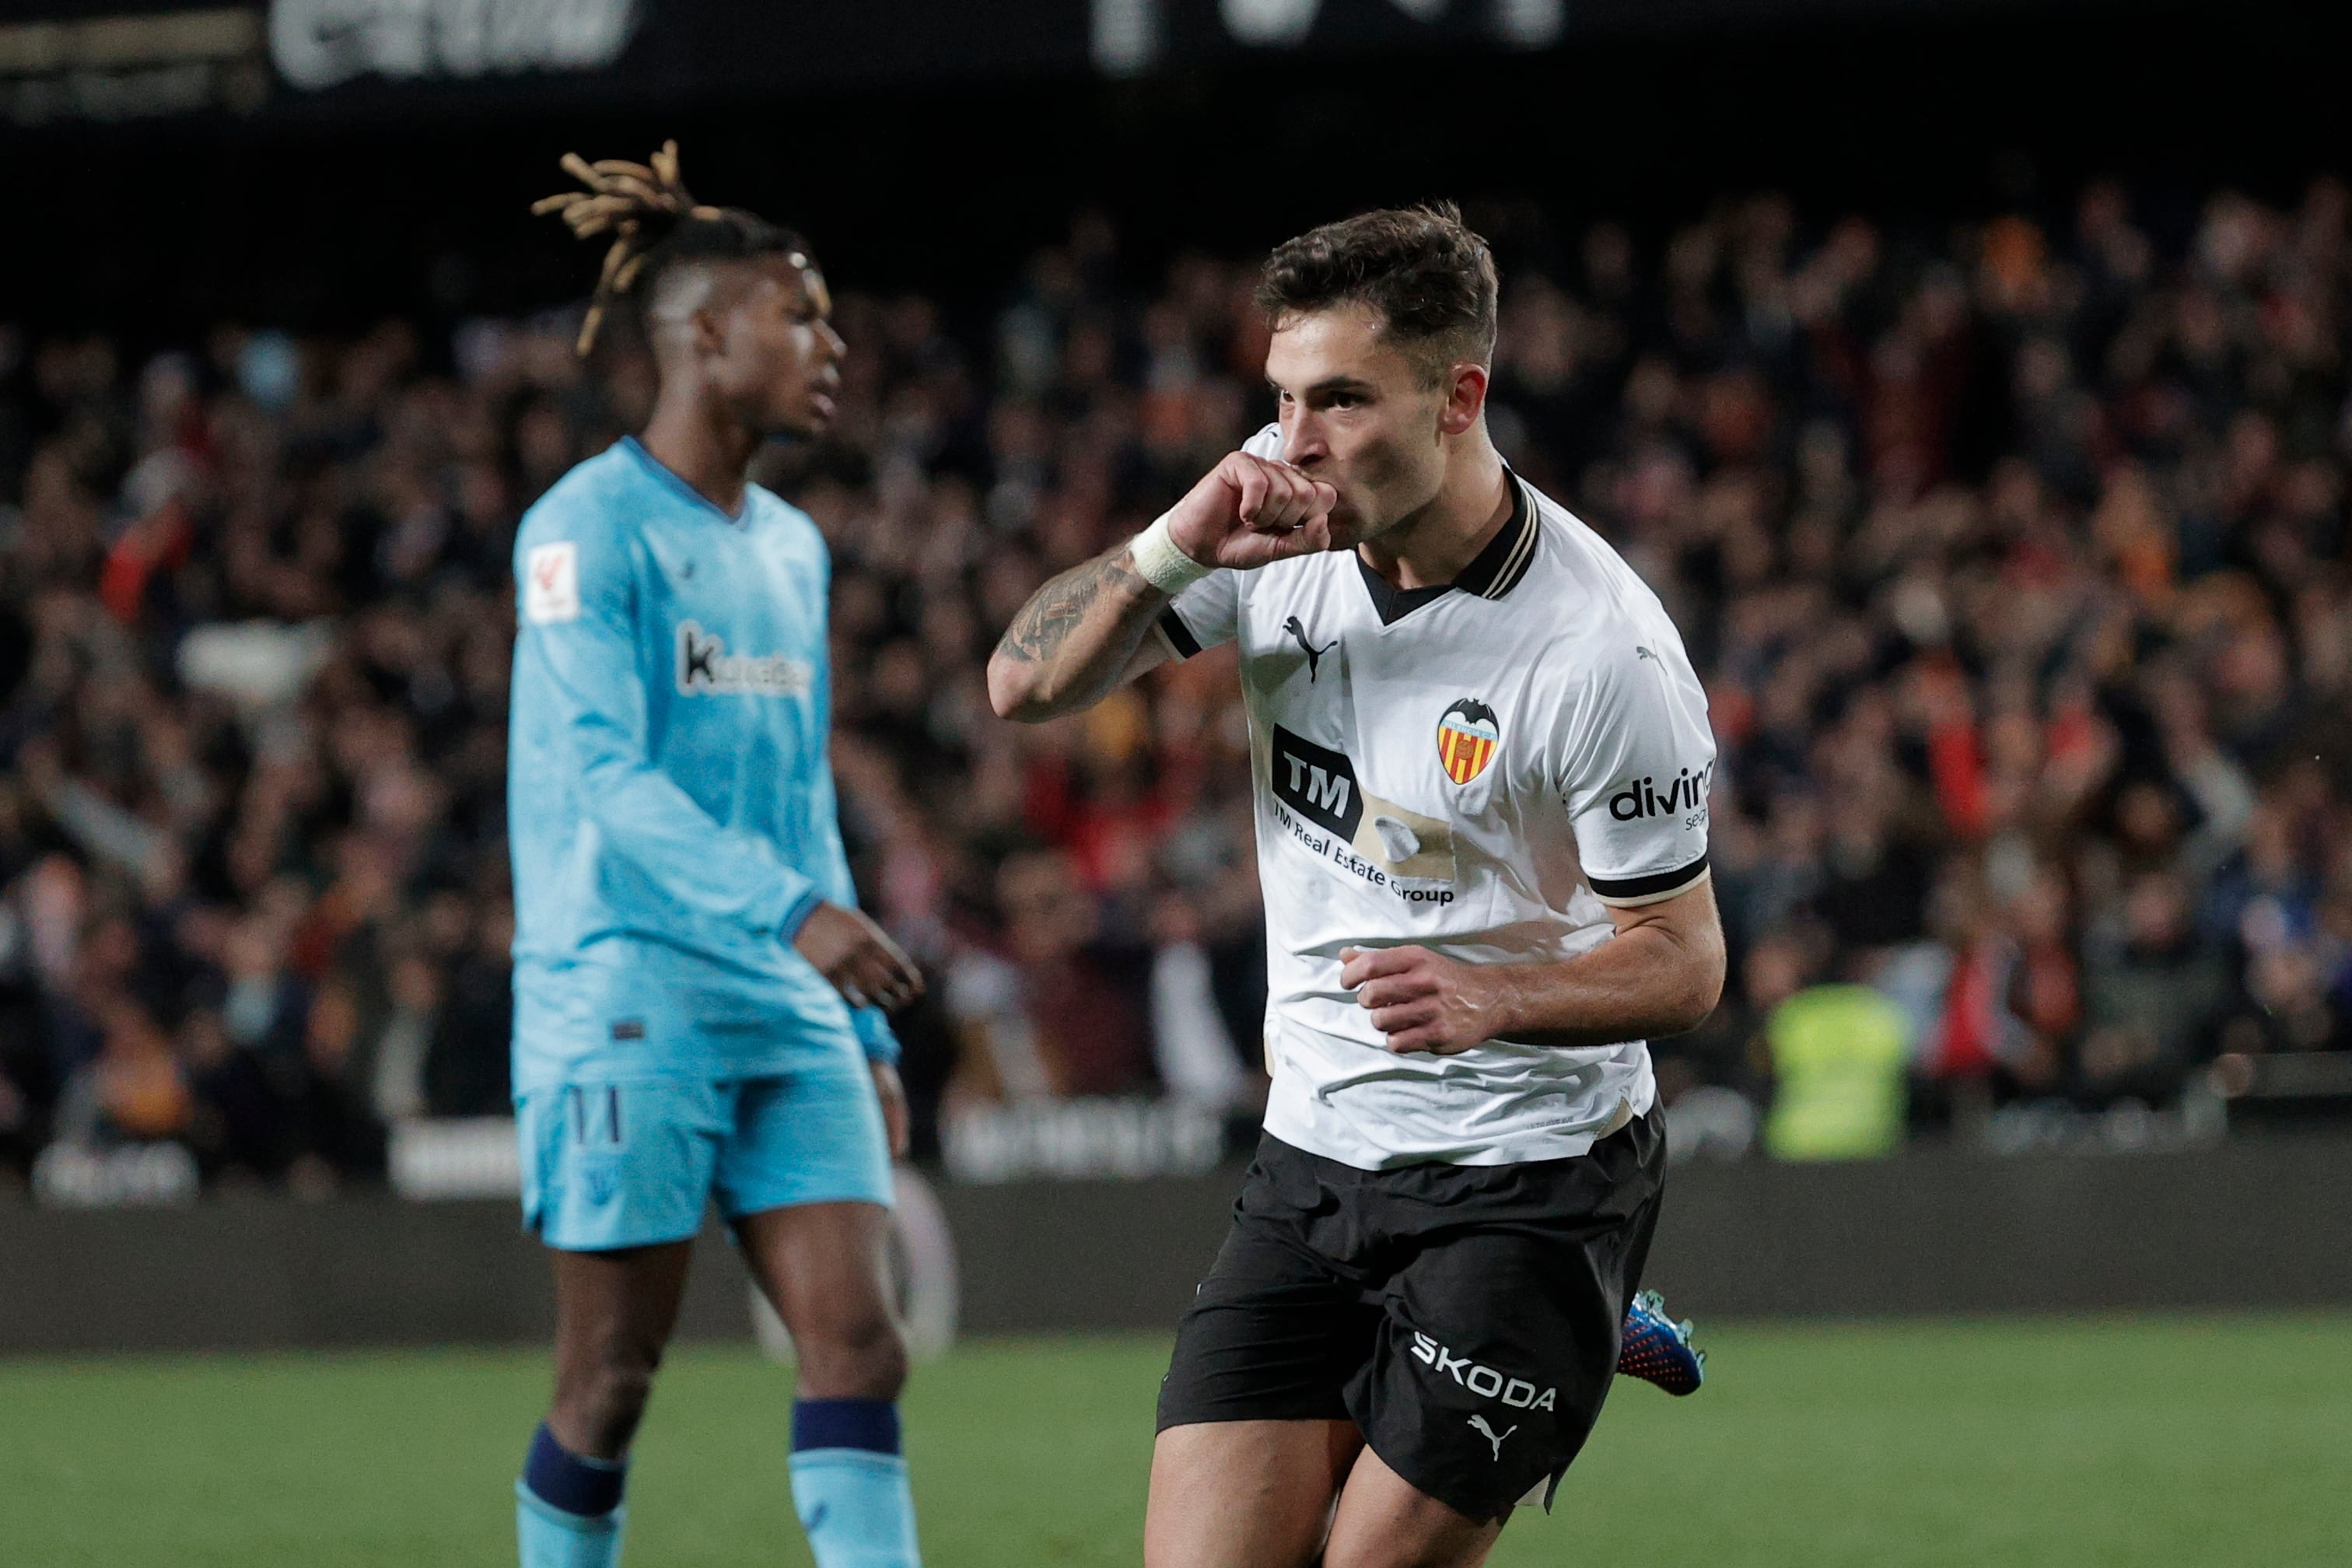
[943,847,1152,1101]
[2,174,2349,1191]
[2077,869,2233,1101]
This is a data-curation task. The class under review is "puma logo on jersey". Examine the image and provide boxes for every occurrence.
[1410,1330,1558,1411]
[1636,645,1657,661]
[1283,616,1336,681]
[1468,1414,1517,1461]
[675,621,814,698]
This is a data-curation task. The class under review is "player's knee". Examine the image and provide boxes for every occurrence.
[1325,1544,1437,1568]
[842,1314,910,1398]
[796,1311,908,1399]
[1325,1523,1499,1568]
[556,1359,660,1453]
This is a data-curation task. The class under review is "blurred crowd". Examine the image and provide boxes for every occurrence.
[2,175,2348,1192]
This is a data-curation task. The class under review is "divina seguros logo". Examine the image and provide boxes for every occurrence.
[675,622,813,698]
[1608,760,1714,821]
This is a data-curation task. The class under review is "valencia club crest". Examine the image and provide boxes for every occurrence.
[1437,698,1500,784]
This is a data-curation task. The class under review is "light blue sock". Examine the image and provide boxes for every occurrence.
[516,1482,625,1568]
[516,1422,627,1568]
[789,1399,920,1568]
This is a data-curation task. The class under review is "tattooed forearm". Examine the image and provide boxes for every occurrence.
[998,554,1120,663]
[994,549,1155,665]
[986,543,1174,721]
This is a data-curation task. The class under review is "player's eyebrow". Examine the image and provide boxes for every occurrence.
[1269,375,1380,398]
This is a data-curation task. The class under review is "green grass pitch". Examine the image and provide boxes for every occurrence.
[5,1315,2347,1566]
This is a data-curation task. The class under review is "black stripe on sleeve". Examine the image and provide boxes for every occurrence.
[1158,605,1202,660]
[1584,852,1710,905]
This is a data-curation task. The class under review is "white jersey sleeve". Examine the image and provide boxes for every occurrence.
[1556,628,1717,908]
[1160,570,1239,656]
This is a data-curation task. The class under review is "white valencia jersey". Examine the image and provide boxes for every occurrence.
[1157,427,1716,1170]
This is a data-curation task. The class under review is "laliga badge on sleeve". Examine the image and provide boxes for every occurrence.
[1437,698,1500,784]
[525,541,580,624]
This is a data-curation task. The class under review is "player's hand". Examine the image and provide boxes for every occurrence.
[870,1059,912,1160]
[1162,451,1341,572]
[1340,944,1503,1055]
[794,901,924,1012]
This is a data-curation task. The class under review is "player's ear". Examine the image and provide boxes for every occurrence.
[1440,361,1489,436]
[688,301,730,361]
[685,265,754,361]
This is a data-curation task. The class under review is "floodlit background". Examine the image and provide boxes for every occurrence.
[1,2,2347,1564]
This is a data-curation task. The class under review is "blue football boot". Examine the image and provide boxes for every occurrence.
[1617,1290,1705,1395]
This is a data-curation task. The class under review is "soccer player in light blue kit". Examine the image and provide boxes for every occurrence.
[509,143,925,1568]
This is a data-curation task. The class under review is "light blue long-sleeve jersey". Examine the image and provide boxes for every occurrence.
[507,436,896,1091]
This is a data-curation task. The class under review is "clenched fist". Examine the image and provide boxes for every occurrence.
[1341,944,1503,1055]
[1164,451,1341,572]
[795,901,923,1012]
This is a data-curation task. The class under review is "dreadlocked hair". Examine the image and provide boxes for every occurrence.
[532,140,812,355]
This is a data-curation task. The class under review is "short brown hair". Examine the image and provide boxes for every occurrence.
[1255,203,1499,383]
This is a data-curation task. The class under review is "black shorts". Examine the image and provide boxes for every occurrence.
[1157,1115,1665,1524]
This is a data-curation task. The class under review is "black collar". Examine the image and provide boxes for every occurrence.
[1355,471,1541,627]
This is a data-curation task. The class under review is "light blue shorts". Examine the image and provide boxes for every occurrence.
[516,1057,893,1251]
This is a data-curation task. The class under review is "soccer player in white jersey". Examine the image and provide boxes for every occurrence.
[987,205,1724,1567]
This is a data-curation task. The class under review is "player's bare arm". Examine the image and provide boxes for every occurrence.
[985,544,1168,719]
[1341,880,1726,1056]
[986,450,1339,722]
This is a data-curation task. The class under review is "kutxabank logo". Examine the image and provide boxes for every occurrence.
[675,621,813,698]
[1436,698,1500,784]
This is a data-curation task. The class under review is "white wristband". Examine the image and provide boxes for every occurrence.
[1129,511,1211,595]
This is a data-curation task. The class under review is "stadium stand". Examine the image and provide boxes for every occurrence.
[2,174,2347,1191]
